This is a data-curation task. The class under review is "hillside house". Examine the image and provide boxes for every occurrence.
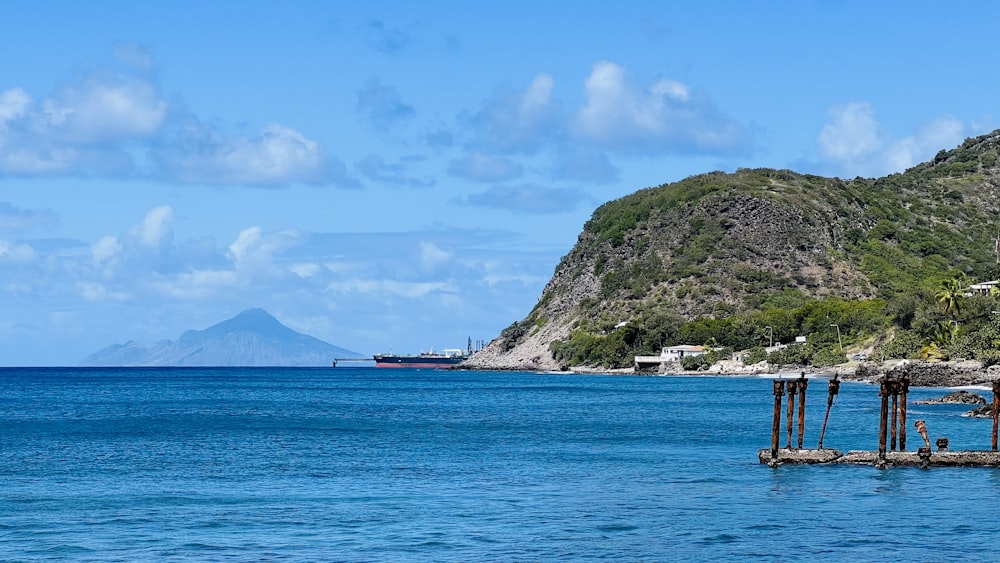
[966,280,1000,296]
[634,345,706,371]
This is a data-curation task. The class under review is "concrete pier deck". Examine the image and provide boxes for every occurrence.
[758,448,1000,467]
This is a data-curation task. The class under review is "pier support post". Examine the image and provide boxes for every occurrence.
[889,378,899,451]
[899,377,909,451]
[796,373,808,450]
[818,374,840,449]
[771,379,785,464]
[786,379,798,450]
[993,381,1000,452]
[878,380,889,463]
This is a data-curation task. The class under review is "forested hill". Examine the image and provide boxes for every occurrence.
[467,129,1000,370]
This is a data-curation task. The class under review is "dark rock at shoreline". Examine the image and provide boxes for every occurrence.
[963,404,997,418]
[848,360,997,388]
[915,390,987,405]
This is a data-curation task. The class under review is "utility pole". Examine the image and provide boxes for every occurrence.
[764,326,773,348]
[830,324,842,352]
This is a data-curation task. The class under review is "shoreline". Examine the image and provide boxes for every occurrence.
[463,358,1000,389]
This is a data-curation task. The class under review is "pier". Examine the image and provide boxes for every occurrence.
[759,375,1000,469]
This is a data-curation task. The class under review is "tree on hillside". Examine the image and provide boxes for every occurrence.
[935,275,968,317]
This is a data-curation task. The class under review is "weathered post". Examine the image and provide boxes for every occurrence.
[992,380,1000,452]
[771,379,785,462]
[877,379,889,461]
[817,374,840,449]
[786,379,798,449]
[889,378,899,451]
[899,376,909,451]
[796,373,808,450]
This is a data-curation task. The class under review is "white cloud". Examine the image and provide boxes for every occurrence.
[816,102,973,177]
[91,235,122,265]
[41,74,167,143]
[149,269,240,300]
[573,60,749,154]
[419,241,453,271]
[0,239,36,262]
[0,88,30,125]
[77,281,130,302]
[128,205,173,248]
[228,226,301,273]
[291,262,322,278]
[883,117,966,172]
[325,278,456,298]
[469,73,561,153]
[0,65,346,187]
[817,102,883,163]
[154,122,343,187]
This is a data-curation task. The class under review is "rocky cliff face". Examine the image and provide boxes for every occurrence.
[467,130,1000,370]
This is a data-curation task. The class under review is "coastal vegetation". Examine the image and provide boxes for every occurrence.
[495,130,1000,369]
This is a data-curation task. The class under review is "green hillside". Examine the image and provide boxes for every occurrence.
[497,130,1000,369]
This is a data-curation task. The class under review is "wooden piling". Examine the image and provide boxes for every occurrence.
[890,379,899,451]
[992,381,1000,452]
[771,380,785,459]
[796,375,807,450]
[899,377,908,451]
[817,374,839,450]
[786,379,798,449]
[878,380,889,459]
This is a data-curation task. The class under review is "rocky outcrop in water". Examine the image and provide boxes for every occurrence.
[915,390,987,405]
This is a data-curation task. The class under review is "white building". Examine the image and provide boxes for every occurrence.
[635,345,707,370]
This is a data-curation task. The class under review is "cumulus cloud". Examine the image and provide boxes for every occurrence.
[153,121,349,187]
[447,152,523,182]
[0,63,346,188]
[358,154,434,188]
[228,226,301,274]
[41,73,167,144]
[91,235,123,265]
[883,117,967,172]
[357,79,416,131]
[573,60,750,155]
[0,239,37,262]
[128,205,174,248]
[817,102,883,164]
[816,102,972,177]
[0,74,164,176]
[419,241,453,272]
[468,73,562,153]
[464,183,589,214]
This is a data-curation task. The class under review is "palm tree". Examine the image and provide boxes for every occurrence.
[934,320,959,348]
[935,275,967,317]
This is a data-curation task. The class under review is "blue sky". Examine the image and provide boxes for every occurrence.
[2,1,997,365]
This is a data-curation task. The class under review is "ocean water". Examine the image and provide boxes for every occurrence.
[2,367,1000,561]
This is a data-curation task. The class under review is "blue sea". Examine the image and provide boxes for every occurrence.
[3,367,1000,561]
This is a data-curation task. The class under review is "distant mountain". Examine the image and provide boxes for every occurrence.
[80,308,361,367]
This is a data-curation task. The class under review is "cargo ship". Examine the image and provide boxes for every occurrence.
[372,339,480,369]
